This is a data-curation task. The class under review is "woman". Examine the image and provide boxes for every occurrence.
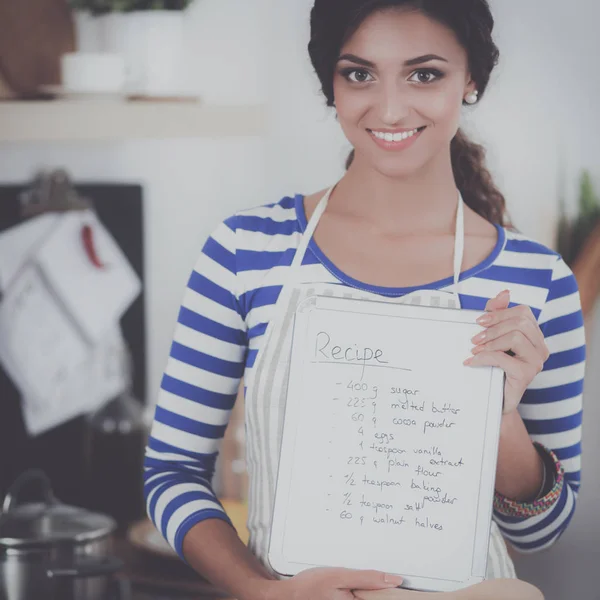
[144,1,585,598]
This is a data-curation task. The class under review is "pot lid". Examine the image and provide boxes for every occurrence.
[0,470,116,548]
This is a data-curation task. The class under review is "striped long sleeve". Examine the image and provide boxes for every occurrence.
[144,216,247,560]
[144,194,586,565]
[492,255,586,552]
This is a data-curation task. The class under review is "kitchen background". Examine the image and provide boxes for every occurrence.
[0,0,598,599]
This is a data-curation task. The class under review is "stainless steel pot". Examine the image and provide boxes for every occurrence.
[0,470,124,600]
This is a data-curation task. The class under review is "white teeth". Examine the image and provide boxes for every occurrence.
[372,128,420,142]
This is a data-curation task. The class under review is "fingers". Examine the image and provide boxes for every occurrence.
[333,568,403,590]
[464,349,516,371]
[465,348,540,382]
[470,328,542,370]
[463,349,538,413]
[484,289,511,312]
[478,303,538,331]
[354,589,430,600]
[471,316,547,359]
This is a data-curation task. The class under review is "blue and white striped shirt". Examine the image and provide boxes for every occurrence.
[144,193,586,561]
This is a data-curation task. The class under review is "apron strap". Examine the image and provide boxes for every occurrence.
[256,185,337,367]
[453,190,465,289]
[291,185,335,270]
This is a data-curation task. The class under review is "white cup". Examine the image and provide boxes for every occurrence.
[60,52,126,94]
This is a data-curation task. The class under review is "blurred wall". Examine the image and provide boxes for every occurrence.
[0,0,269,412]
[0,2,598,596]
[482,4,600,599]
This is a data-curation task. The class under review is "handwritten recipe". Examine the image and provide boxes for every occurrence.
[270,297,503,586]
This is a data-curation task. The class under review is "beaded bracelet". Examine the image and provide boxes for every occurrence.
[493,443,564,518]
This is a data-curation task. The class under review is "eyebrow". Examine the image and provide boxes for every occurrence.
[337,53,449,68]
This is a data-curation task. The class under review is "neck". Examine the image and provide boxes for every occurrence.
[332,147,459,235]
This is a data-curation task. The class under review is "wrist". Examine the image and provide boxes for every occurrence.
[243,577,283,600]
[496,411,544,501]
[499,408,520,432]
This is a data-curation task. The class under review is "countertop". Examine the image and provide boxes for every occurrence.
[113,537,233,600]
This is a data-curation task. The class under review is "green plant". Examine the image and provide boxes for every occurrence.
[556,169,600,268]
[68,0,193,14]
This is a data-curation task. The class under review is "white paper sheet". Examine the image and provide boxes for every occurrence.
[35,209,141,344]
[0,213,59,292]
[0,211,135,435]
[0,265,91,435]
[269,295,504,592]
[88,325,132,412]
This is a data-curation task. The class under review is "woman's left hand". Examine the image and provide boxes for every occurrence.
[464,290,550,414]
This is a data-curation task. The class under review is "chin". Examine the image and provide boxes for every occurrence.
[366,152,428,180]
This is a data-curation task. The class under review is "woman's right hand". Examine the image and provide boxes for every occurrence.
[263,567,404,600]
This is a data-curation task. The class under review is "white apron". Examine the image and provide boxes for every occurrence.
[243,184,517,582]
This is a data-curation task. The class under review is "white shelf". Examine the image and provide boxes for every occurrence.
[0,100,267,142]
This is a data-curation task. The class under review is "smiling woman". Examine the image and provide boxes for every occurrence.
[309,1,505,226]
[144,1,585,599]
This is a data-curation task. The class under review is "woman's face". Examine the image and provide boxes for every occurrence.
[333,8,476,179]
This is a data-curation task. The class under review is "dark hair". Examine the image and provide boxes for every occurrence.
[308,0,511,227]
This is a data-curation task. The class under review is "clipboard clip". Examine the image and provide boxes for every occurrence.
[19,169,92,217]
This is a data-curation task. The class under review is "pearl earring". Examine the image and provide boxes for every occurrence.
[465,90,479,105]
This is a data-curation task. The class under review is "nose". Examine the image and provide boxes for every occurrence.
[378,81,410,126]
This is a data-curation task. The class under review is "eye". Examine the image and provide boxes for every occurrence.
[341,68,374,83]
[409,69,445,84]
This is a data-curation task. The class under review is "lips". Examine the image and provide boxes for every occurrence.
[367,126,426,151]
[368,126,426,142]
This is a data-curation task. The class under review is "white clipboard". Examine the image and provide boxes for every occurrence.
[268,295,504,592]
